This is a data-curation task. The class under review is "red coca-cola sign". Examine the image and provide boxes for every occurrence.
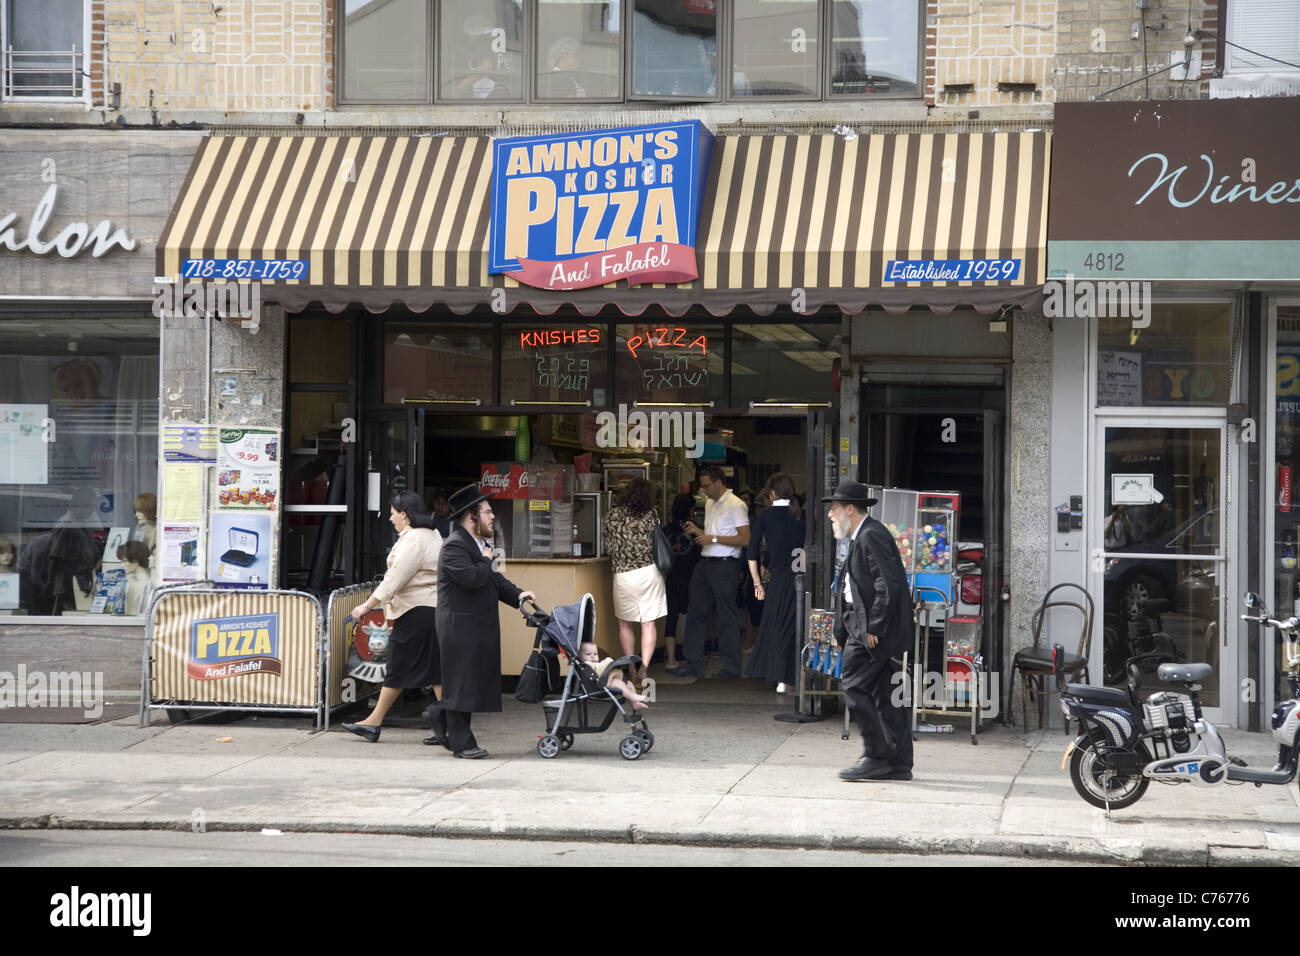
[1280,464,1292,513]
[480,463,564,500]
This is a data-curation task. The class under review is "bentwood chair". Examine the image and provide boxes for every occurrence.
[1012,583,1094,732]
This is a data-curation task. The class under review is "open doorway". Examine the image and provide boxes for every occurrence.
[861,381,1008,675]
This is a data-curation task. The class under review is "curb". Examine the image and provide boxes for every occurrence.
[3,815,1295,866]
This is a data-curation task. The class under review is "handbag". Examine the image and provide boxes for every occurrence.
[515,632,561,703]
[652,526,674,577]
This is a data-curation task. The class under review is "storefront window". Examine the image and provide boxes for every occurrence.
[0,317,159,617]
[383,324,494,405]
[535,0,622,100]
[502,322,609,404]
[614,322,722,406]
[830,0,918,95]
[1096,302,1233,407]
[731,0,820,97]
[341,0,430,103]
[438,0,524,100]
[631,0,718,98]
[731,322,837,405]
[289,317,350,384]
[1273,305,1300,704]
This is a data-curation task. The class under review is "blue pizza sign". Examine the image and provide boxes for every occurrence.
[489,121,714,291]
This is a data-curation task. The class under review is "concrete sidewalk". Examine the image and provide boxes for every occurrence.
[1,680,1297,866]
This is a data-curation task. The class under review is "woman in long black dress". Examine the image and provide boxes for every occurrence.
[744,473,805,688]
[341,491,443,742]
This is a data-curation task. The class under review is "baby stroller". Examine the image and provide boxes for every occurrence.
[521,593,655,760]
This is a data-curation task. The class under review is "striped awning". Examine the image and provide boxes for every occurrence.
[158,131,1049,316]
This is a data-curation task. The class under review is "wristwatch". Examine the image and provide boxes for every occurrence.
[712,535,718,544]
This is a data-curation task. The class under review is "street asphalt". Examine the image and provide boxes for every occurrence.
[1,677,1297,867]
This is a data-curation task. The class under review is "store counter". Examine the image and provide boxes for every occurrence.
[497,557,621,675]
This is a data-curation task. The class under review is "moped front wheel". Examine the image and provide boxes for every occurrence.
[1069,738,1150,810]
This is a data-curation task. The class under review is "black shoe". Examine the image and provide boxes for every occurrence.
[666,665,702,678]
[422,704,447,733]
[839,757,891,781]
[341,722,380,743]
[886,767,913,781]
[454,747,489,759]
[423,735,451,750]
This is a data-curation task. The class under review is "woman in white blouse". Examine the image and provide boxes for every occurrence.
[342,492,443,743]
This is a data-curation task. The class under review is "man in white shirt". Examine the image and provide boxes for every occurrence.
[668,466,751,678]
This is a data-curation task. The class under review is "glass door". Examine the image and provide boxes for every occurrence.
[1093,417,1230,717]
[359,408,424,581]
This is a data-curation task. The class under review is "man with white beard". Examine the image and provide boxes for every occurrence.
[825,480,914,782]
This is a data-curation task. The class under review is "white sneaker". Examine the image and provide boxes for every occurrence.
[776,682,789,694]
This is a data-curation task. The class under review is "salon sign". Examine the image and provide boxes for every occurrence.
[489,121,714,291]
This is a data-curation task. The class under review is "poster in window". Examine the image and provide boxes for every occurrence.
[0,404,49,485]
[1097,351,1142,407]
[216,428,281,511]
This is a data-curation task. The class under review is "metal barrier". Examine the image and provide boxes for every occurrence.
[141,586,326,728]
[322,582,380,730]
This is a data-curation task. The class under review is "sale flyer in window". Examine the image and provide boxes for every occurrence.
[215,428,280,511]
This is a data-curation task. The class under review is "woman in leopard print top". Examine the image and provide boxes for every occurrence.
[603,477,667,683]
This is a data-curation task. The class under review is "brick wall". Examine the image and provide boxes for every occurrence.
[1052,0,1219,101]
[99,0,327,112]
[933,0,1058,109]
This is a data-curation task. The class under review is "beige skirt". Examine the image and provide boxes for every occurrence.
[613,563,668,623]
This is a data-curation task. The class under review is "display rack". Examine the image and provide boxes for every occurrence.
[909,585,982,745]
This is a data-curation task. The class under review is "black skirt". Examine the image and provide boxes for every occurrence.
[744,568,798,684]
[382,605,441,689]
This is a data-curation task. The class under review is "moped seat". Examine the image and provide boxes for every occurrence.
[1157,662,1212,683]
[1064,683,1131,707]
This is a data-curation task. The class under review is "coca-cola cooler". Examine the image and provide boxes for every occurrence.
[479,463,574,558]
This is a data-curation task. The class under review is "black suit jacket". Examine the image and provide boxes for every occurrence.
[436,526,524,713]
[833,516,913,660]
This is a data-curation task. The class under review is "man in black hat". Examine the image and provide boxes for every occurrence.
[428,483,535,758]
[825,480,914,781]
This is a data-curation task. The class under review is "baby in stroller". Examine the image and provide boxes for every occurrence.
[579,642,651,711]
[526,593,656,760]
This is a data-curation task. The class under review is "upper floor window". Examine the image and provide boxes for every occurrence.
[339,0,920,104]
[1224,0,1300,72]
[1,0,86,101]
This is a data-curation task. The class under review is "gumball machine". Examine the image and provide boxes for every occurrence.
[880,488,919,576]
[913,492,960,605]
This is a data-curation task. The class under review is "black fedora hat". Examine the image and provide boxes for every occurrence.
[448,482,492,519]
[823,480,878,508]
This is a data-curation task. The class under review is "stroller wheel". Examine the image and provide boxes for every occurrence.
[618,735,643,760]
[538,735,561,759]
[559,733,574,751]
[636,729,655,753]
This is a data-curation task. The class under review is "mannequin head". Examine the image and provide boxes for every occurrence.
[133,492,157,525]
[117,540,151,573]
[0,538,16,570]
